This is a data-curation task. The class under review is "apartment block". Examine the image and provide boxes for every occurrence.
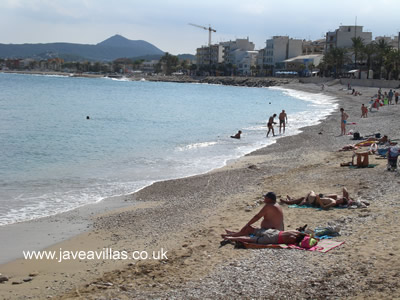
[375,35,399,49]
[221,38,255,65]
[260,36,303,73]
[302,39,325,54]
[196,44,224,65]
[325,25,372,50]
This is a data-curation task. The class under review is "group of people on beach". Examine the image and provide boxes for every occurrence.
[266,110,287,137]
[222,192,300,246]
[223,85,400,248]
[369,88,399,111]
[230,110,288,140]
[221,186,367,247]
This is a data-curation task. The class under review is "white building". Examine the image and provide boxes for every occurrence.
[375,35,399,50]
[221,38,255,65]
[260,36,303,74]
[196,44,224,66]
[302,39,325,54]
[325,25,372,50]
[140,60,159,73]
[276,54,324,74]
[229,50,258,75]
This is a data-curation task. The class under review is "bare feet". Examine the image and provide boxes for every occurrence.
[280,195,291,204]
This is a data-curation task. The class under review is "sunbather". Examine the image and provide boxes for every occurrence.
[280,192,338,209]
[316,188,369,209]
[280,187,363,210]
[339,144,359,152]
[280,190,319,206]
[223,229,307,245]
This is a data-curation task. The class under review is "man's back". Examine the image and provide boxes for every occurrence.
[268,116,274,124]
[260,203,284,231]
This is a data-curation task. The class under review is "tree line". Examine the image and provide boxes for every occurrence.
[319,37,400,79]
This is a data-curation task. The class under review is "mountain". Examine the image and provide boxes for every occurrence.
[128,53,196,62]
[177,54,196,61]
[0,35,165,61]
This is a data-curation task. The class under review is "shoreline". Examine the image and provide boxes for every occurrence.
[0,76,335,229]
[0,70,298,87]
[0,83,335,262]
[1,80,399,299]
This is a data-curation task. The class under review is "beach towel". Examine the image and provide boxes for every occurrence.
[355,140,377,147]
[240,239,344,253]
[288,204,346,210]
[348,164,377,169]
[287,239,345,253]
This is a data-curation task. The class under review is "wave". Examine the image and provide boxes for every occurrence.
[270,86,338,106]
[176,141,218,151]
[104,76,130,82]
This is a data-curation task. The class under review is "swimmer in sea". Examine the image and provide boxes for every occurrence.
[230,130,242,139]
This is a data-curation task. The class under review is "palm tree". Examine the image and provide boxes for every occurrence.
[322,47,349,77]
[334,48,350,76]
[375,38,393,79]
[351,37,365,66]
[362,43,376,79]
[384,49,400,80]
[351,37,365,78]
[158,52,179,75]
[250,65,257,77]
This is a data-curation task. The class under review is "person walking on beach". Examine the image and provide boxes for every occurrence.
[266,114,277,137]
[395,90,399,105]
[279,110,288,134]
[361,104,368,118]
[222,192,284,238]
[340,108,349,136]
[388,89,394,105]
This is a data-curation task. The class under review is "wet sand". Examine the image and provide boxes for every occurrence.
[1,81,399,299]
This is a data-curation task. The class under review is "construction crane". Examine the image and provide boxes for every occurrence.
[188,23,216,46]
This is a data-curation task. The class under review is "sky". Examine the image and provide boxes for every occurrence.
[1,0,400,55]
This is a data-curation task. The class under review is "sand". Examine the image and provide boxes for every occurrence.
[0,80,399,299]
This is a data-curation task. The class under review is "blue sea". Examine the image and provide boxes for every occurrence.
[0,73,337,226]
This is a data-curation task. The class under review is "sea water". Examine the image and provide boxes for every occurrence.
[0,73,337,225]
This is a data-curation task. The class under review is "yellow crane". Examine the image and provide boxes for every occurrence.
[188,23,216,46]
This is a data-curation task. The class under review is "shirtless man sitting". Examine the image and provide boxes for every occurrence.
[223,229,307,245]
[222,192,284,238]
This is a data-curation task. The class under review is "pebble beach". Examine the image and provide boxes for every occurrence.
[0,79,399,299]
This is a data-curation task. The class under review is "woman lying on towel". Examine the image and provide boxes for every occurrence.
[279,190,320,206]
[280,187,363,210]
[222,229,308,245]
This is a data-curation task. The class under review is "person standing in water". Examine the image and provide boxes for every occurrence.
[340,108,349,136]
[278,110,288,134]
[266,114,277,137]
